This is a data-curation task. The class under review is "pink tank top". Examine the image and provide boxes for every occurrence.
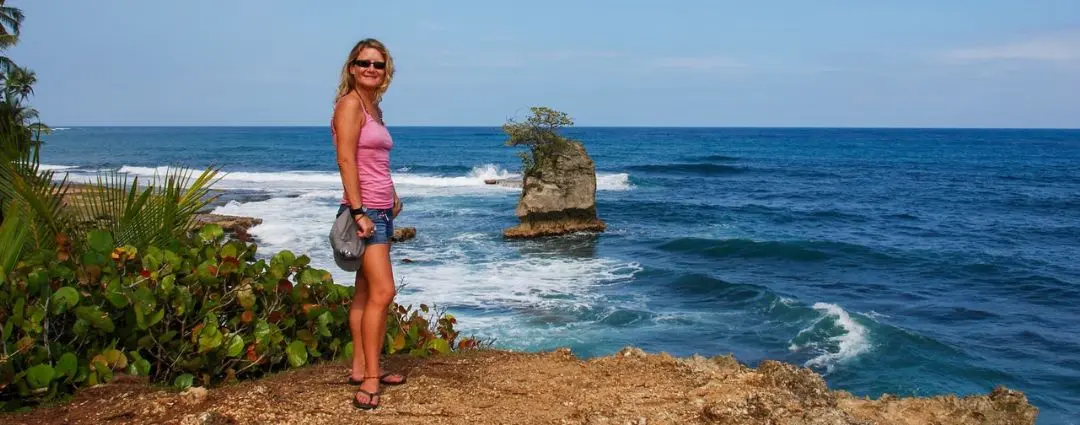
[332,104,395,209]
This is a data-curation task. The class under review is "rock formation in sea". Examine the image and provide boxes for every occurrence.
[502,107,606,239]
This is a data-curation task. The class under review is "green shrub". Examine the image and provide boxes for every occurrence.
[0,224,477,411]
[503,106,576,178]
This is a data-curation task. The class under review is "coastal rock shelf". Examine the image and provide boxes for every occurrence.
[484,178,523,188]
[3,348,1036,425]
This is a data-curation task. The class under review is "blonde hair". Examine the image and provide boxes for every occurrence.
[334,38,395,104]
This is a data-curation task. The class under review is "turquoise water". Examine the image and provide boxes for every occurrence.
[41,126,1080,424]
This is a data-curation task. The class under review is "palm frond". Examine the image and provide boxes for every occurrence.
[0,5,25,36]
[0,35,16,51]
[0,144,72,251]
[70,165,224,249]
[4,65,37,101]
[17,106,37,121]
[0,198,31,281]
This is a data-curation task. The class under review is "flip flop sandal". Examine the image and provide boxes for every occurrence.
[348,372,406,386]
[352,389,380,410]
[352,376,382,410]
[379,372,407,385]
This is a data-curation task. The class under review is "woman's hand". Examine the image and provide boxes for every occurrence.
[392,198,403,218]
[353,213,376,237]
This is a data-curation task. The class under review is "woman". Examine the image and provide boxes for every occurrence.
[331,38,405,410]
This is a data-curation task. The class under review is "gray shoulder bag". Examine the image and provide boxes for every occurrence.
[329,208,365,271]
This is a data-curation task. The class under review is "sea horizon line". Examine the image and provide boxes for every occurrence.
[46,124,1080,131]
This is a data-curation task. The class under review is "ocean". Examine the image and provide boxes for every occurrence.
[40,126,1080,424]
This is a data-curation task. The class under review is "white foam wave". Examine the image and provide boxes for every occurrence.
[863,310,890,320]
[297,190,346,200]
[209,193,643,335]
[118,166,340,187]
[53,163,631,198]
[788,302,870,373]
[211,198,328,255]
[395,164,518,189]
[39,164,79,171]
[597,173,634,191]
[114,163,528,197]
[394,258,642,312]
[468,164,517,180]
[116,165,170,176]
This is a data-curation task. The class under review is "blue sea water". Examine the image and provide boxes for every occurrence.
[40,126,1080,424]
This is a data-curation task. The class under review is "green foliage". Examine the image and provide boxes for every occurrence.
[1,1,52,240]
[0,226,477,411]
[383,302,480,357]
[0,1,25,69]
[502,106,576,177]
[1,0,46,157]
[0,142,223,277]
[0,199,28,278]
[0,144,73,257]
[173,373,194,391]
[70,166,224,251]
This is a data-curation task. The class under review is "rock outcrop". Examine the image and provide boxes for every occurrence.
[392,226,416,243]
[191,214,262,234]
[5,347,1038,425]
[503,141,606,238]
[191,214,262,242]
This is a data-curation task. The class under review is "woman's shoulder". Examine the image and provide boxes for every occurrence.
[333,95,370,125]
[334,94,363,113]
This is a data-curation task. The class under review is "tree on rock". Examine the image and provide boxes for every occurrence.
[502,107,605,239]
[503,106,574,177]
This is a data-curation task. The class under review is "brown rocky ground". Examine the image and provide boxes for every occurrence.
[2,347,1037,425]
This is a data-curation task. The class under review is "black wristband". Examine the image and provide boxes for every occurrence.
[350,206,366,216]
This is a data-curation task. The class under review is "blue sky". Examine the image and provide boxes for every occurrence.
[10,1,1080,127]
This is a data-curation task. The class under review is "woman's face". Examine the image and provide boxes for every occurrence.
[352,47,387,91]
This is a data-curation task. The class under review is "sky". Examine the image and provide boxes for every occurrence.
[9,1,1080,128]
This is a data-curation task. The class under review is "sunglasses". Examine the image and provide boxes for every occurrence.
[352,60,387,70]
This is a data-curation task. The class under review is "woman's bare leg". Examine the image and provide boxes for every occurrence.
[348,272,368,381]
[356,243,395,404]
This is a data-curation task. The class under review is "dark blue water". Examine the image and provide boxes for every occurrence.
[41,126,1080,424]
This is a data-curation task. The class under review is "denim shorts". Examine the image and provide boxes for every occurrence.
[337,205,394,245]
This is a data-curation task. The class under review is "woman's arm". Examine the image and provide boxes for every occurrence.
[333,95,366,211]
[392,187,402,218]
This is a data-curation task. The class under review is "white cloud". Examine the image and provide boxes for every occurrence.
[943,32,1080,63]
